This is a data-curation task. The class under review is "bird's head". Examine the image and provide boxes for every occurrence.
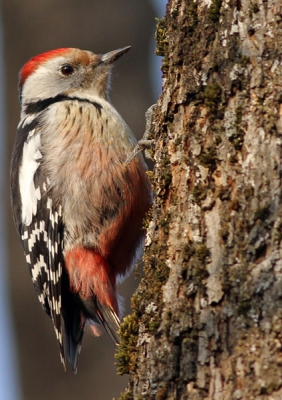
[19,46,131,104]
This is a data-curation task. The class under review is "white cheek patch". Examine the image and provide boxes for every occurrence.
[19,131,42,225]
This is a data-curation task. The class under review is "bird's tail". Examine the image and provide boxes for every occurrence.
[95,300,120,344]
[62,294,85,373]
[79,296,120,344]
[62,294,121,372]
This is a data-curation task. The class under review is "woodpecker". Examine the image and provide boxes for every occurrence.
[10,47,152,371]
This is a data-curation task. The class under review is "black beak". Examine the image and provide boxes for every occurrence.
[101,46,131,64]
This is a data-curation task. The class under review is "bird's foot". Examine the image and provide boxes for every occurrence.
[125,104,156,164]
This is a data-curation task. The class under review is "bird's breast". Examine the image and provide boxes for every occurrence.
[40,98,151,257]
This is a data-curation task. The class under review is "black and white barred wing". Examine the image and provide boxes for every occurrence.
[21,196,65,359]
[11,121,66,366]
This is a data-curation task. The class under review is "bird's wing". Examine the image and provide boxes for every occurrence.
[11,119,66,367]
[21,173,66,366]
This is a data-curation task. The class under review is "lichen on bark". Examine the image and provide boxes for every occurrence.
[117,0,282,398]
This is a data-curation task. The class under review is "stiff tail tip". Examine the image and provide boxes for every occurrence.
[96,301,121,345]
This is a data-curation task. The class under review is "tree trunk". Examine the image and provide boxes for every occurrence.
[116,0,282,398]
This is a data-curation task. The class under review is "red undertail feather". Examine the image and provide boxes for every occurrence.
[65,247,118,315]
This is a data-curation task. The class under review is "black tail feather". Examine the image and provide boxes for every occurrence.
[96,301,120,344]
[62,264,120,371]
[62,271,85,372]
[63,303,85,372]
[79,297,120,344]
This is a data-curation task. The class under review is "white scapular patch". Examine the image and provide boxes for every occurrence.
[19,114,37,129]
[19,131,42,225]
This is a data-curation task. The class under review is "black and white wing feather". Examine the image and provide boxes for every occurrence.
[11,117,66,366]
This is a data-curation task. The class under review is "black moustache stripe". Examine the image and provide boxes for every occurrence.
[24,94,103,115]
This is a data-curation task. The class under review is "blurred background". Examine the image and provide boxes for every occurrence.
[0,0,165,399]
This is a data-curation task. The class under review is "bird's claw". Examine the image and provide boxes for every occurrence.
[125,104,157,165]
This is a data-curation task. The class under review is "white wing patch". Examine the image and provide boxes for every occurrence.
[19,130,42,225]
[18,114,38,130]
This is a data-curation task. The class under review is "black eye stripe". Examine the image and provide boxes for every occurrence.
[60,65,74,76]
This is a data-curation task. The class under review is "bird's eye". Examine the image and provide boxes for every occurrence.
[60,65,75,76]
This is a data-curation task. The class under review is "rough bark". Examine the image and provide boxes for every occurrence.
[116,0,282,399]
